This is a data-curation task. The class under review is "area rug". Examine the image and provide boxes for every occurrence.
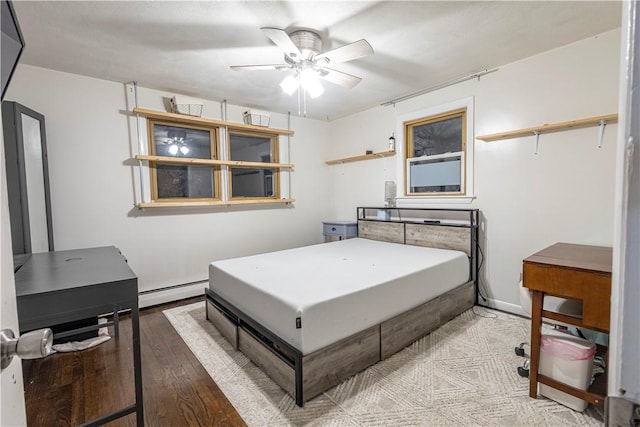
[164,303,604,426]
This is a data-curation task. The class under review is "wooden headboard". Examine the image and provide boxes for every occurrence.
[357,221,473,256]
[356,207,480,301]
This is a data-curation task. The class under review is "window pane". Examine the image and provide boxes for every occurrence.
[229,134,272,162]
[412,116,462,157]
[156,164,214,198]
[154,124,212,159]
[231,168,274,197]
[409,156,462,193]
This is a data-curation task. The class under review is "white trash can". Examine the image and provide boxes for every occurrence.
[539,330,596,412]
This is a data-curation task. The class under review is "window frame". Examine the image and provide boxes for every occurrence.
[226,129,280,201]
[404,107,467,197]
[397,97,474,202]
[147,119,221,202]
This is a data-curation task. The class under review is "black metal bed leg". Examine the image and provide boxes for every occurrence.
[295,354,303,407]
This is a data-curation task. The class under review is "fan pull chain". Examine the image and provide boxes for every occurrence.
[303,88,308,117]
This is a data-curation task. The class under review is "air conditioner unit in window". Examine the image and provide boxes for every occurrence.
[407,152,464,194]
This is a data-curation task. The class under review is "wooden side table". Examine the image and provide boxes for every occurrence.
[523,242,612,409]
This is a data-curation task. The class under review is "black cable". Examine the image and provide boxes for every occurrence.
[471,233,490,303]
[472,305,498,319]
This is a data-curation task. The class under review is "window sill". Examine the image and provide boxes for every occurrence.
[137,198,295,208]
[395,196,476,205]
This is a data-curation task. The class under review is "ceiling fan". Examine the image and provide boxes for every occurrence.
[230,28,374,99]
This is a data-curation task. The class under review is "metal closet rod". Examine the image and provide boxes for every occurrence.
[381,68,498,107]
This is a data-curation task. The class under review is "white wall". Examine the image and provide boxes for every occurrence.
[328,29,621,312]
[3,29,621,311]
[4,65,332,305]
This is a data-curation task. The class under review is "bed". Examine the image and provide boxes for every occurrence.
[205,207,479,406]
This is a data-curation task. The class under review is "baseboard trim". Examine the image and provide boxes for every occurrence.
[139,281,207,309]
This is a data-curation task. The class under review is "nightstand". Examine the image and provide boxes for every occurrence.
[322,220,357,242]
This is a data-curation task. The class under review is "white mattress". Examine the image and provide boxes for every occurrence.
[208,238,470,354]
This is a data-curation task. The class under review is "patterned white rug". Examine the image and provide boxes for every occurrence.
[164,303,604,426]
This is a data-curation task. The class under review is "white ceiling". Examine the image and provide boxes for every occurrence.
[12,1,621,121]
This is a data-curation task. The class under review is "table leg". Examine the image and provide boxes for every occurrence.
[113,308,120,338]
[130,305,144,426]
[529,290,543,398]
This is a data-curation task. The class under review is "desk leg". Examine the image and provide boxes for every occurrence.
[131,306,144,426]
[529,290,543,398]
[113,308,120,338]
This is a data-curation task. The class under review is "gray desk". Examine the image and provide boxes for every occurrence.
[15,246,143,426]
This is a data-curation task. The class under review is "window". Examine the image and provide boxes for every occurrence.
[149,121,219,201]
[404,107,468,196]
[228,131,279,199]
[141,112,288,206]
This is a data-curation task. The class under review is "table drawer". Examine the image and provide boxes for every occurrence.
[523,262,611,331]
[322,222,357,238]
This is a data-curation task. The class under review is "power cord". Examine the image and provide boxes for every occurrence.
[472,305,498,319]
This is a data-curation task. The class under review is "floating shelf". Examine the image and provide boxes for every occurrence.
[326,150,396,165]
[475,113,618,142]
[137,198,295,208]
[135,154,294,169]
[132,108,294,136]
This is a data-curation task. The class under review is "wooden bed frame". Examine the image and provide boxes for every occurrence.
[205,207,479,407]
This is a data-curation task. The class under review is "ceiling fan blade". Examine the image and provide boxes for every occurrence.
[318,67,363,89]
[261,27,303,60]
[230,64,290,71]
[315,39,373,64]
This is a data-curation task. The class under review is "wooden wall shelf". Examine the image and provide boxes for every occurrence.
[132,108,295,136]
[137,198,295,208]
[135,154,293,169]
[326,150,396,165]
[476,113,617,142]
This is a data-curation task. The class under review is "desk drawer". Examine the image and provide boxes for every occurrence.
[523,262,610,331]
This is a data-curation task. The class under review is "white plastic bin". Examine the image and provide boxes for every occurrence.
[539,330,596,412]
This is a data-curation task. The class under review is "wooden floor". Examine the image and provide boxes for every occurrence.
[22,296,246,427]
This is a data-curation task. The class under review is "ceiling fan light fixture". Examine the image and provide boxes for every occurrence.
[168,144,179,155]
[232,27,373,113]
[300,69,324,99]
[280,74,299,96]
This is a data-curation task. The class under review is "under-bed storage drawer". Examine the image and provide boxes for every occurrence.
[238,322,381,403]
[238,328,297,397]
[206,300,239,349]
[303,324,381,401]
[380,281,474,359]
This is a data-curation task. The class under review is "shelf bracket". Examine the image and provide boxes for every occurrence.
[533,131,541,155]
[598,119,607,148]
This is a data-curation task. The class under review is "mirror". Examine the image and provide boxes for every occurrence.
[2,102,53,270]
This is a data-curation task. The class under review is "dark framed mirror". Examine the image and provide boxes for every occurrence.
[2,102,54,270]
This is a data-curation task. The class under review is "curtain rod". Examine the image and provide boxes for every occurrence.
[381,68,499,107]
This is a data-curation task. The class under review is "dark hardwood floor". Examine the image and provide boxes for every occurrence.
[22,296,246,426]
